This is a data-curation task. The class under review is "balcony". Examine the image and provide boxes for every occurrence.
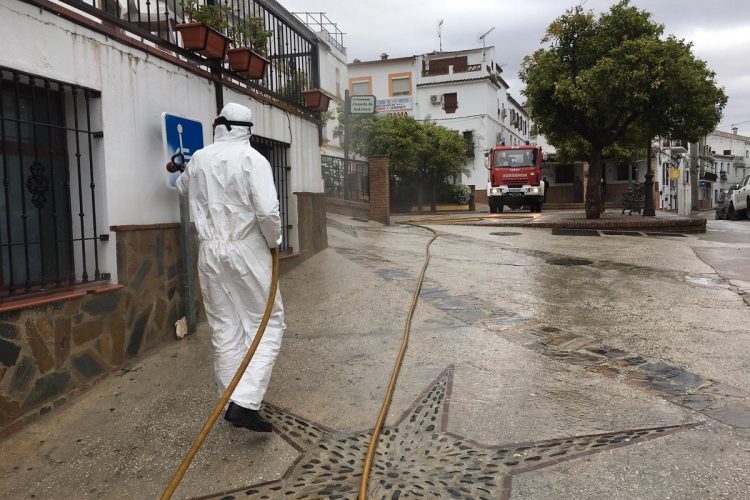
[422,64,482,77]
[661,139,688,153]
[51,0,320,108]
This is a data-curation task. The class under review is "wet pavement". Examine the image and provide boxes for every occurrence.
[1,213,749,499]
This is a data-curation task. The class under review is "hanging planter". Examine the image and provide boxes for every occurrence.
[301,89,331,112]
[226,17,272,79]
[227,48,269,79]
[176,22,230,59]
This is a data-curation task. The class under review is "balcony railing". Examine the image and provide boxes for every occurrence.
[54,0,319,107]
[661,139,688,151]
[0,66,106,298]
[422,64,482,77]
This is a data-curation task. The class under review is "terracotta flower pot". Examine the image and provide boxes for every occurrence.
[227,48,269,79]
[176,22,230,60]
[301,89,331,112]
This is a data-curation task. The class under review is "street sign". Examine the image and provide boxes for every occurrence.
[161,113,204,189]
[350,95,376,114]
[669,167,681,181]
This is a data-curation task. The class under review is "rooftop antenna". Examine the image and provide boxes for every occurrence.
[437,19,444,52]
[479,27,495,62]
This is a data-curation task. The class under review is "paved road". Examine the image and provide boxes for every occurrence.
[1,214,748,499]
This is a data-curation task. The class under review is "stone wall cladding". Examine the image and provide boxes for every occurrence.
[0,226,193,437]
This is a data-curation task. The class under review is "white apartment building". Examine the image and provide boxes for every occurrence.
[293,12,348,158]
[347,47,530,188]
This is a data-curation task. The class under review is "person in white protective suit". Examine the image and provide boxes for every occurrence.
[176,103,285,432]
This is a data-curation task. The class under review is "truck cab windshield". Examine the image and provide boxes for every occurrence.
[493,149,536,168]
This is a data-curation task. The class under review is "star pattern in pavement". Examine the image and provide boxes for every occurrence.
[199,366,693,499]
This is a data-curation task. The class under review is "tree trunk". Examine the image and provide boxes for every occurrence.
[585,145,603,219]
[430,183,437,213]
[416,180,424,212]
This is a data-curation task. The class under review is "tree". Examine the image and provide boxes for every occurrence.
[520,0,727,218]
[339,113,468,212]
[415,121,469,212]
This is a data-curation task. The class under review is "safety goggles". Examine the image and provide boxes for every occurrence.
[212,116,253,133]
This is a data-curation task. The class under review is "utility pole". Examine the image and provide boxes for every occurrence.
[344,89,350,184]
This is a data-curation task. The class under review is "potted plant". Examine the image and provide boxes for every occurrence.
[226,17,272,79]
[176,0,231,60]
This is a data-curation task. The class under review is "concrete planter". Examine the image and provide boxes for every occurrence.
[176,23,230,60]
[226,48,269,79]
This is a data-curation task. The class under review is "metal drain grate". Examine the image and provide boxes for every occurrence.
[490,231,521,236]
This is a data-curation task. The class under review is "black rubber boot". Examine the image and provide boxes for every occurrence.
[224,402,273,432]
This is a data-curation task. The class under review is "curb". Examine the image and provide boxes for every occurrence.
[422,217,707,233]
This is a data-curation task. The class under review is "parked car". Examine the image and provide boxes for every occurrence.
[728,174,750,220]
[715,186,738,220]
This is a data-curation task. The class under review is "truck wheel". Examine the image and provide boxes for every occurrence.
[489,199,497,213]
[729,204,741,221]
[497,202,504,213]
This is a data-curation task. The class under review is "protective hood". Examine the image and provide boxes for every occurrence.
[214,102,253,143]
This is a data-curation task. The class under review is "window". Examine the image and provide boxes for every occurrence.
[463,131,474,158]
[443,93,458,114]
[335,68,341,98]
[250,136,290,251]
[350,77,371,96]
[0,67,105,297]
[723,149,731,155]
[616,163,637,181]
[555,165,574,184]
[389,75,411,96]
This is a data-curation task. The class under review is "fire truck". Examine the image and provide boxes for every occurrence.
[486,145,545,213]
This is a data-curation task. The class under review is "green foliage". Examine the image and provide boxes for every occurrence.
[520,0,727,217]
[280,72,310,100]
[228,17,272,54]
[184,1,271,53]
[450,184,472,204]
[339,112,469,210]
[321,156,343,195]
[183,0,229,31]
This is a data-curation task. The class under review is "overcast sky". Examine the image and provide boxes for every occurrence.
[282,0,750,135]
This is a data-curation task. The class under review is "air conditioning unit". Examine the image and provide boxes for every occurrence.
[430,94,443,105]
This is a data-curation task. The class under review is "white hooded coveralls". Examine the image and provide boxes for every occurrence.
[177,103,285,410]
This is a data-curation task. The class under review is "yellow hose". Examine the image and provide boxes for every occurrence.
[358,223,438,499]
[160,247,280,500]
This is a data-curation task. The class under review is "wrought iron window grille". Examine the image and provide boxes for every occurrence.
[250,135,290,252]
[0,66,105,298]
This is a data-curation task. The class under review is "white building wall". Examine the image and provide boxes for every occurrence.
[314,34,348,157]
[706,131,750,186]
[1,1,321,280]
[346,47,540,191]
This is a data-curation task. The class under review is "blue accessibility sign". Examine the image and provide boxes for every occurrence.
[161,113,205,189]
